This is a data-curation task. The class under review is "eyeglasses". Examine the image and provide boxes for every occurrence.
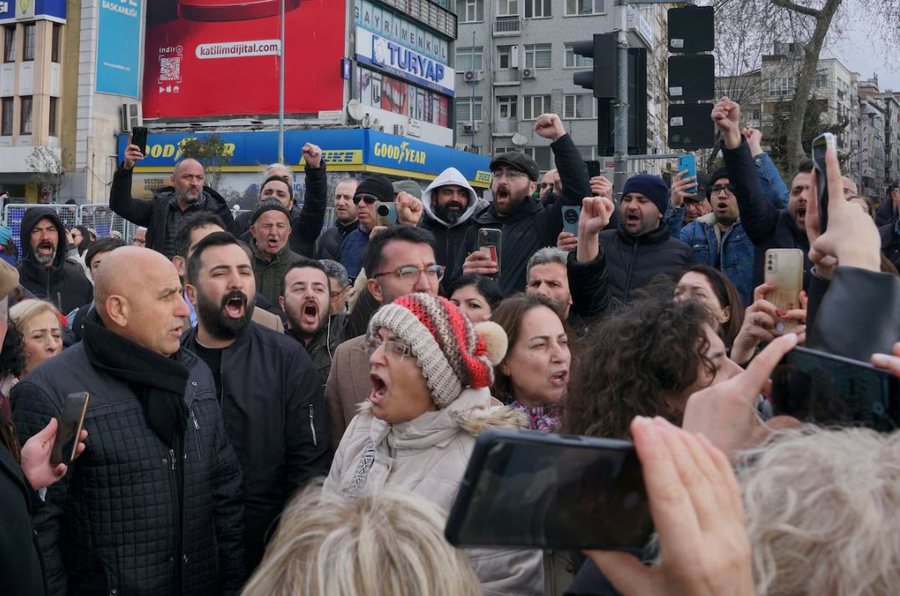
[709,184,736,195]
[371,264,445,283]
[329,286,348,300]
[491,169,526,180]
[363,335,412,360]
[353,193,379,205]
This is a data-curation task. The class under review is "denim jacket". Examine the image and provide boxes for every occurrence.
[679,213,755,306]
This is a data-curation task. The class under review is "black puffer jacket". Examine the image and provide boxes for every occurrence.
[109,167,237,258]
[11,344,246,596]
[182,322,331,570]
[455,134,591,295]
[316,219,359,261]
[17,207,93,314]
[599,224,695,308]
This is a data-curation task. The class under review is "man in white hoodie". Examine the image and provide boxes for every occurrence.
[420,167,480,289]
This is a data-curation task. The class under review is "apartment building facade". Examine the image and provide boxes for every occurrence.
[454,0,668,174]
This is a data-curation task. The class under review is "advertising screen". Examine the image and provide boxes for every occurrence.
[142,0,345,119]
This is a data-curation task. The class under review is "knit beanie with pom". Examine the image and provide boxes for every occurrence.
[368,293,507,408]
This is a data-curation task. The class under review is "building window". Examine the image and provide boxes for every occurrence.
[22,23,35,61]
[497,95,518,119]
[497,0,518,16]
[456,97,483,125]
[524,44,551,69]
[565,43,593,68]
[49,97,58,136]
[523,94,551,120]
[563,94,594,119]
[524,0,551,18]
[457,0,484,22]
[20,96,32,135]
[524,146,553,170]
[51,23,62,63]
[1,98,12,135]
[497,45,514,69]
[3,26,14,63]
[456,46,484,72]
[566,0,605,15]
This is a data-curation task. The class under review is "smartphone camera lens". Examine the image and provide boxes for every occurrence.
[377,205,389,216]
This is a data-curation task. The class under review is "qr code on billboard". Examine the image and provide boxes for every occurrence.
[159,57,181,82]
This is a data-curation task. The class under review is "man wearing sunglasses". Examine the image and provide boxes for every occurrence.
[676,168,755,305]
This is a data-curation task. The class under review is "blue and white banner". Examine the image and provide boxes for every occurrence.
[96,0,142,97]
[355,27,454,96]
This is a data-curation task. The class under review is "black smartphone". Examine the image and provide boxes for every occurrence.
[811,132,836,233]
[585,160,601,180]
[131,126,149,157]
[445,429,653,551]
[50,392,90,466]
[770,346,900,432]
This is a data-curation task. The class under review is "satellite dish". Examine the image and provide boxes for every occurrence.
[347,100,366,122]
[511,133,528,147]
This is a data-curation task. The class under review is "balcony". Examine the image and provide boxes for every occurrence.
[494,16,521,36]
[492,119,518,136]
[493,69,521,85]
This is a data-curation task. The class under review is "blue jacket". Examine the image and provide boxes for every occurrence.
[679,213,754,307]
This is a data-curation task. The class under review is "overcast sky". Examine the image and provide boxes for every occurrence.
[824,10,900,91]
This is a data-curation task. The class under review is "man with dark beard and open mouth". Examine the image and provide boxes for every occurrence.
[181,231,331,572]
[420,167,480,289]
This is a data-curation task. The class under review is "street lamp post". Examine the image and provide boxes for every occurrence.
[278,0,286,164]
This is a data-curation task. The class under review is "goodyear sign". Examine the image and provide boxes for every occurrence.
[117,129,491,187]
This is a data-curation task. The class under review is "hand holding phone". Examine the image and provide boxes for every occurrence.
[677,155,698,194]
[375,202,398,227]
[811,132,836,234]
[764,249,804,335]
[477,228,502,274]
[50,392,90,466]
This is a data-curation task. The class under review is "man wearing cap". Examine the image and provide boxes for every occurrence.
[420,167,480,288]
[459,113,591,295]
[338,173,423,281]
[235,146,329,257]
[596,174,695,307]
[677,168,755,305]
[248,200,303,304]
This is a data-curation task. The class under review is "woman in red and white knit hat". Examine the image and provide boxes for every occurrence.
[323,292,544,596]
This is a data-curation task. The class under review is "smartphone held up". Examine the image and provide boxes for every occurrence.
[50,392,90,466]
[811,132,837,233]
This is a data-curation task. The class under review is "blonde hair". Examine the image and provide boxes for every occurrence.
[738,427,900,595]
[9,299,62,332]
[242,482,481,596]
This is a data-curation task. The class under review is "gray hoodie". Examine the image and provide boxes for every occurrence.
[419,168,482,286]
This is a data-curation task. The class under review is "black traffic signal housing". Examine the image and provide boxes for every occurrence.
[667,5,715,150]
[571,33,617,99]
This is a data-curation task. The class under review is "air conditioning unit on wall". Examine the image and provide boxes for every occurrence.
[522,68,535,79]
[464,70,484,82]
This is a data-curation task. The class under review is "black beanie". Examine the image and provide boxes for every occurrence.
[355,174,395,203]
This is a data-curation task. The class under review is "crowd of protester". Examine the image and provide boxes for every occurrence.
[0,102,898,596]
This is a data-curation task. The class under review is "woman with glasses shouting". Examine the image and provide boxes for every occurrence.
[323,293,544,595]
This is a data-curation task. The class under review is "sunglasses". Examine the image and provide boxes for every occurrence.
[353,193,379,205]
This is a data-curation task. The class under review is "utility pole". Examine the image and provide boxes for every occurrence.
[614,0,629,196]
[277,0,286,165]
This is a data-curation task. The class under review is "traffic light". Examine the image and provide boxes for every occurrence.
[667,6,715,150]
[571,33,617,99]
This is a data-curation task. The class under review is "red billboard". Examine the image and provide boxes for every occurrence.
[142,0,345,119]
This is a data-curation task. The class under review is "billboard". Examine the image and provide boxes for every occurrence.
[116,129,492,187]
[355,27,454,96]
[96,0,142,97]
[142,0,345,119]
[0,0,65,22]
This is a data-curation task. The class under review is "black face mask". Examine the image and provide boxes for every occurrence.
[196,288,254,340]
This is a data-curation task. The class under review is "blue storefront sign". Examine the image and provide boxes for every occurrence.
[96,0,142,97]
[117,129,492,187]
[0,0,66,22]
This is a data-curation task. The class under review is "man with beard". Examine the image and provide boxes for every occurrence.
[677,168,755,306]
[459,113,591,295]
[17,207,92,314]
[182,232,330,571]
[713,97,813,287]
[247,201,304,304]
[13,247,246,594]
[279,259,345,385]
[316,177,359,260]
[419,167,480,288]
[596,174,695,307]
[540,169,562,206]
[110,142,235,259]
